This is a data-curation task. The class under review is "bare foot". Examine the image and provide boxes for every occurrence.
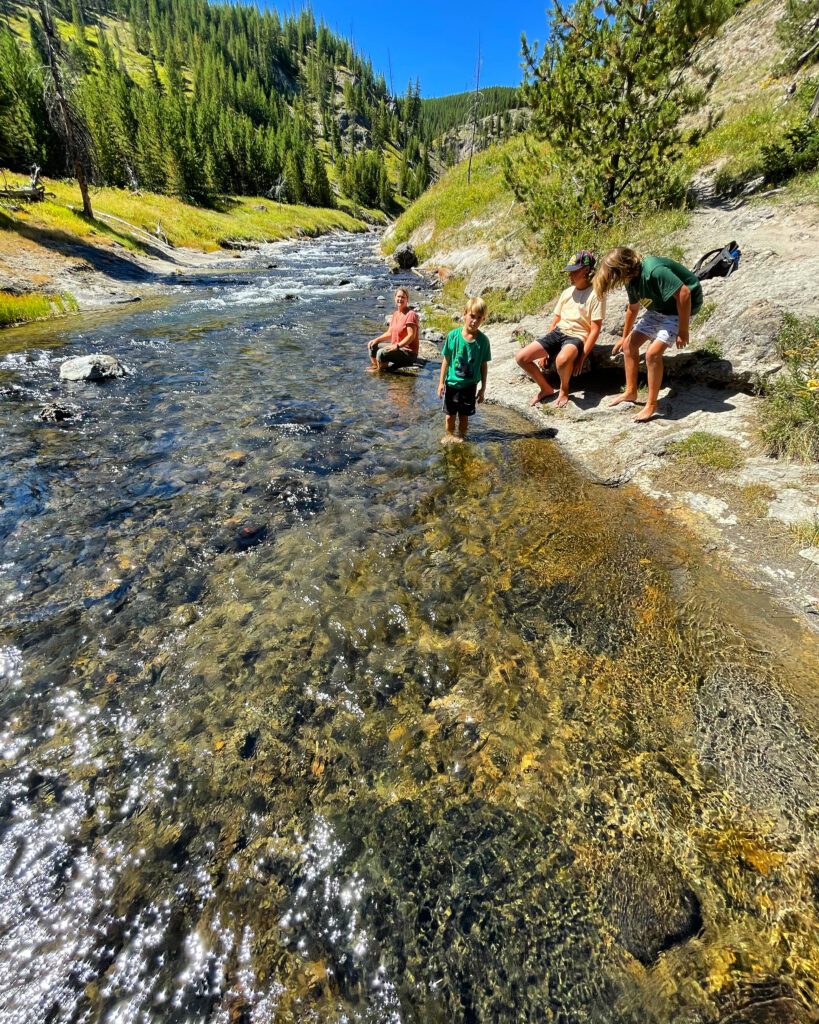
[555,392,569,409]
[529,389,555,406]
[441,433,462,445]
[608,393,639,407]
[634,407,659,423]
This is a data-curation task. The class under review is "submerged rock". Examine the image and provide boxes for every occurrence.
[38,401,80,423]
[60,354,126,382]
[718,995,814,1024]
[211,520,268,553]
[264,399,333,434]
[265,474,326,519]
[604,847,703,965]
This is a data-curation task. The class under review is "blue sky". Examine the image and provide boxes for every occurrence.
[272,1,554,98]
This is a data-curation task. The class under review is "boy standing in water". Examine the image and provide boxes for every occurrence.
[437,297,491,443]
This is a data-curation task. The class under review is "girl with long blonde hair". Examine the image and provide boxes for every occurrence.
[595,247,703,422]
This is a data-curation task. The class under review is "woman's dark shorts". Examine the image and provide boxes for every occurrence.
[376,345,416,369]
[444,382,478,417]
[539,329,584,360]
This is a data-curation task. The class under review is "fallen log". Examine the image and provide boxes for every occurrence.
[0,186,45,203]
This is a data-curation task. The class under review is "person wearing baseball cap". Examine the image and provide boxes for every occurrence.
[515,250,606,408]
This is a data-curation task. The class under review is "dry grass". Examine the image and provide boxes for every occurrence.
[790,518,819,548]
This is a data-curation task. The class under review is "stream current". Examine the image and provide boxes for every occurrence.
[0,233,818,1023]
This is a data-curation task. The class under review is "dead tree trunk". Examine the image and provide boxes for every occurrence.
[37,0,93,218]
[466,38,482,186]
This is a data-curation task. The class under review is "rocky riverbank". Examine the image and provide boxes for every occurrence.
[409,194,819,631]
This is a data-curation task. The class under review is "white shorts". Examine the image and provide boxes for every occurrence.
[633,309,679,347]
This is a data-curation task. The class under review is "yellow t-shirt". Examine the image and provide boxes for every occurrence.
[553,285,605,340]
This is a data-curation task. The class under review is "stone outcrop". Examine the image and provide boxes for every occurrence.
[392,242,419,270]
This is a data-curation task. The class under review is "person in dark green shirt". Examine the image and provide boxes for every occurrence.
[594,247,703,422]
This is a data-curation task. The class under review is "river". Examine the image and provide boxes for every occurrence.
[0,233,817,1023]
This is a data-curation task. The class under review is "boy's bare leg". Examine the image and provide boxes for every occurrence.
[515,342,555,404]
[555,347,577,408]
[635,340,666,422]
[457,414,469,440]
[609,332,647,406]
[442,413,460,443]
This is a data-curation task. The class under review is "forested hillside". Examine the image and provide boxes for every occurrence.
[0,0,437,211]
[419,86,525,166]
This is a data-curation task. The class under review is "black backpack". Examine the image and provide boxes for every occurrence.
[692,241,741,281]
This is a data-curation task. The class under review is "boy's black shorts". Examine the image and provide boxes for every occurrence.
[444,382,478,417]
[540,328,584,360]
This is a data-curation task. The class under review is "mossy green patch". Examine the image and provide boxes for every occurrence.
[667,431,744,470]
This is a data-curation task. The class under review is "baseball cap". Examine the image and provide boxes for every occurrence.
[561,250,595,273]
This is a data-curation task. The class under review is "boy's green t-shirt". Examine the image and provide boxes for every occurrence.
[626,256,703,316]
[442,328,491,388]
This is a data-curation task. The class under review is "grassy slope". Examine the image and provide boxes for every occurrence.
[383,140,519,264]
[0,173,368,327]
[0,172,366,254]
[384,137,689,323]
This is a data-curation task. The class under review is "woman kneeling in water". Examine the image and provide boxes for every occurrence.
[367,287,419,371]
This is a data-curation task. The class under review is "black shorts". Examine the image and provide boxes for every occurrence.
[444,382,478,417]
[539,328,584,360]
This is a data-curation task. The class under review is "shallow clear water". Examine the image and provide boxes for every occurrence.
[1,234,818,1024]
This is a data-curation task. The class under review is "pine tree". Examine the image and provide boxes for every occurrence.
[282,148,303,204]
[0,28,44,168]
[508,0,735,223]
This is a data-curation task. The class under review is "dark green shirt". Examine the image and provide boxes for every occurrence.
[442,328,491,388]
[626,256,703,316]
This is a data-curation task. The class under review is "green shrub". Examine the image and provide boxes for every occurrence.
[697,336,723,358]
[757,314,819,461]
[761,117,819,185]
[697,302,717,325]
[667,431,744,469]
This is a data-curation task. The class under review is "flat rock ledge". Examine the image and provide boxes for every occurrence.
[60,354,127,382]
